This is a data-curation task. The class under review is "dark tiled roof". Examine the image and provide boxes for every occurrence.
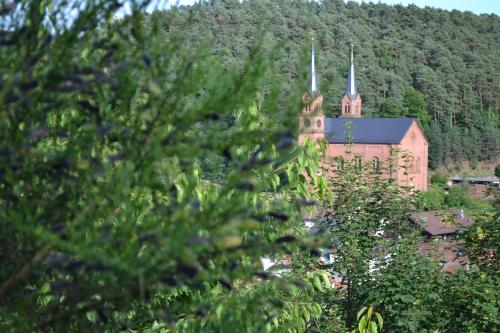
[324,117,414,144]
[411,210,474,236]
[418,240,469,273]
[450,176,499,184]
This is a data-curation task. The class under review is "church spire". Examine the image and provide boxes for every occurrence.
[340,43,362,118]
[345,44,358,99]
[309,38,319,98]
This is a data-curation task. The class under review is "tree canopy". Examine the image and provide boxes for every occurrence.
[154,0,499,168]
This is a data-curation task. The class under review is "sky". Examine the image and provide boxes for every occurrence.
[166,0,500,15]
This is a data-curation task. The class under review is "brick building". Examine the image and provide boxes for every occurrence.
[299,42,429,190]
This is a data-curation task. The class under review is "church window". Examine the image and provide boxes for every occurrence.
[304,118,311,127]
[416,157,420,173]
[344,105,350,114]
[356,105,360,114]
[335,157,345,170]
[355,156,362,171]
[373,158,381,174]
[316,119,322,128]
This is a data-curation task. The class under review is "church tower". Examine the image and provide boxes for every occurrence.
[340,45,362,118]
[299,39,325,143]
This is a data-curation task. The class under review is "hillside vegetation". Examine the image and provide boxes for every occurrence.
[153,0,500,169]
[0,1,498,332]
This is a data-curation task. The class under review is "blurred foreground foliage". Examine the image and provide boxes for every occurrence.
[0,1,332,331]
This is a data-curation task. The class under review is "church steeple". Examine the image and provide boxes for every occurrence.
[309,39,319,98]
[345,45,357,99]
[341,44,362,118]
[299,38,325,143]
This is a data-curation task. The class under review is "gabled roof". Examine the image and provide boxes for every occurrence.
[324,117,415,144]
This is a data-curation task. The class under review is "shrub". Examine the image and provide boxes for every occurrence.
[430,172,449,187]
[416,185,446,210]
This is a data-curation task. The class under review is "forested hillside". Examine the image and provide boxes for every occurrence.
[1,1,499,332]
[152,0,500,169]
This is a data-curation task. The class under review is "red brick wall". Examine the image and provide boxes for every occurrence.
[321,121,428,191]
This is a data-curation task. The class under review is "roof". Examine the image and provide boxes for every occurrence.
[411,210,474,236]
[418,240,469,273]
[450,176,499,184]
[325,117,415,144]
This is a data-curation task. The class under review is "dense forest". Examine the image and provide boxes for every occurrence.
[153,0,500,169]
[1,1,499,332]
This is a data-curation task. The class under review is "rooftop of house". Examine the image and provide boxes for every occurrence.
[411,209,474,236]
[418,240,469,273]
[450,176,499,184]
[324,117,415,144]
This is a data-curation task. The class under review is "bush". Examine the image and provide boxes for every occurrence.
[416,185,446,210]
[446,184,470,207]
[430,172,449,187]
[495,164,500,177]
[0,2,331,332]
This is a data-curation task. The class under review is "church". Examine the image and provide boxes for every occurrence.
[299,43,429,191]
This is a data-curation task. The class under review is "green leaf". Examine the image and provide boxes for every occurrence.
[375,312,383,330]
[312,275,323,292]
[215,304,223,320]
[357,307,368,320]
[359,316,368,332]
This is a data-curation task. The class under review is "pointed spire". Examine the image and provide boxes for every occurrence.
[345,43,358,99]
[309,38,319,97]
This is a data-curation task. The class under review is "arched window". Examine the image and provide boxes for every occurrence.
[344,105,349,114]
[356,105,360,114]
[355,156,362,171]
[410,157,416,173]
[373,157,381,174]
[335,157,345,170]
[416,157,421,173]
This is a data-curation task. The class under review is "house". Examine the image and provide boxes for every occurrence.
[448,176,499,200]
[298,42,429,191]
[411,209,474,240]
[411,209,474,272]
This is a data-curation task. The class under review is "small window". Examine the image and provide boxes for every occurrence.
[355,156,362,170]
[335,157,345,170]
[373,158,381,174]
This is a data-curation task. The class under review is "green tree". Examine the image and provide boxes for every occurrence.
[403,87,430,127]
[416,184,445,210]
[378,97,401,118]
[0,2,332,332]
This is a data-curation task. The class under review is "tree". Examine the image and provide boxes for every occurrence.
[416,184,445,210]
[403,87,430,127]
[318,141,417,329]
[0,2,332,332]
[378,97,401,117]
